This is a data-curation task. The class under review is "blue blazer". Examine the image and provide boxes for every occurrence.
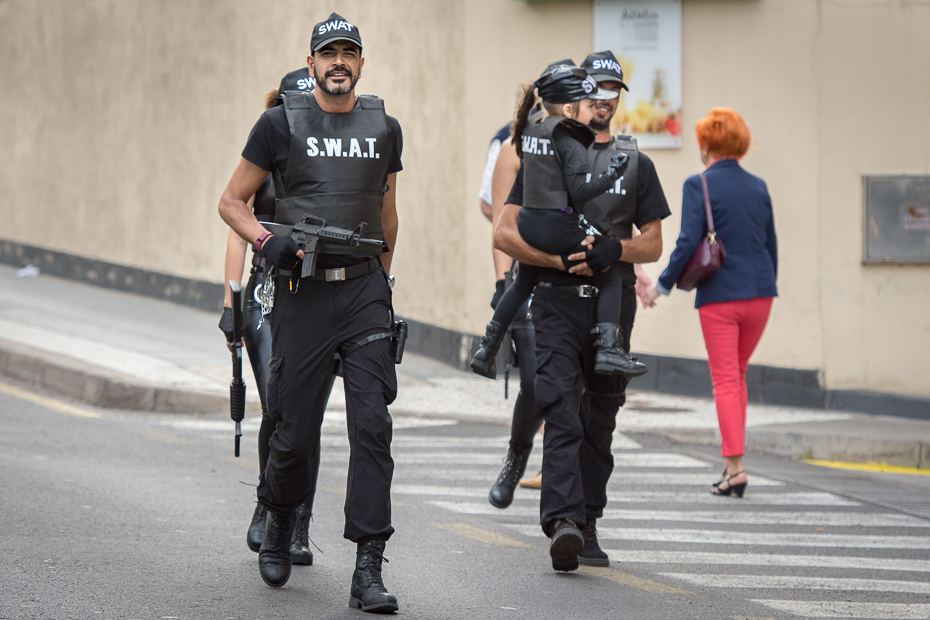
[658,159,778,307]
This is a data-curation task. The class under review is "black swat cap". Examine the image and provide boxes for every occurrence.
[533,65,618,104]
[278,67,315,92]
[310,12,362,52]
[542,58,575,76]
[582,51,629,91]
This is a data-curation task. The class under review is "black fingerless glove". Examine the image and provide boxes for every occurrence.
[560,254,583,271]
[218,307,234,343]
[260,235,301,270]
[602,152,629,180]
[490,279,506,310]
[584,237,623,272]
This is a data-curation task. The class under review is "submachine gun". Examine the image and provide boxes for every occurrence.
[262,214,387,279]
[228,280,245,457]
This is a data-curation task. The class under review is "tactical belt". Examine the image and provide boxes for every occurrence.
[278,258,379,282]
[534,281,600,298]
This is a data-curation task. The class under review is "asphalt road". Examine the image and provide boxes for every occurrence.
[3,378,930,620]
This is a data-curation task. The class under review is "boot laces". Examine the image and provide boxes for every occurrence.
[266,512,293,547]
[581,520,598,542]
[360,546,389,587]
[495,447,528,486]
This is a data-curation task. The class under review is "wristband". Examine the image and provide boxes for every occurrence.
[254,231,272,252]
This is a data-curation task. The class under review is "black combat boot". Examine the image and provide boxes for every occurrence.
[549,519,584,572]
[578,519,610,567]
[470,320,506,379]
[592,323,648,377]
[247,501,267,553]
[488,445,532,509]
[349,540,398,613]
[258,509,296,587]
[290,504,313,565]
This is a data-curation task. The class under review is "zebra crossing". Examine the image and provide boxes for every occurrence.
[163,412,930,618]
[375,420,930,619]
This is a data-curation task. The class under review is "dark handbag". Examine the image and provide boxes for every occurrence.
[677,173,726,291]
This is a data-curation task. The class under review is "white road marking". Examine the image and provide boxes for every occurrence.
[323,451,710,468]
[392,484,490,498]
[609,550,930,573]
[394,485,857,505]
[606,491,860,506]
[504,524,930,549]
[750,600,930,619]
[427,502,926,527]
[663,573,930,594]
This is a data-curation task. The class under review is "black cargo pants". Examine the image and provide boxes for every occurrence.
[257,267,397,543]
[532,281,636,536]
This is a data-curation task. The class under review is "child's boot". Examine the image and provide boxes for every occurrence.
[592,323,648,377]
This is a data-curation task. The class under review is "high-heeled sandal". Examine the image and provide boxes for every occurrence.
[711,470,747,497]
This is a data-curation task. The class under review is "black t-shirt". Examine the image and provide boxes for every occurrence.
[506,146,671,285]
[241,102,404,185]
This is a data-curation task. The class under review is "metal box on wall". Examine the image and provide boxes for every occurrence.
[864,176,930,264]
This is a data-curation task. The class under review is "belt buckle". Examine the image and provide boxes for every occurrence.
[325,267,347,282]
[578,284,597,298]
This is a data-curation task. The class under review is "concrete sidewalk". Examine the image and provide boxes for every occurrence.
[1,264,928,469]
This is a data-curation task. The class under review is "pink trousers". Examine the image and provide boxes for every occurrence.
[698,297,773,457]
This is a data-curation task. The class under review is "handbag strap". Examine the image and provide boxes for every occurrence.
[699,172,715,233]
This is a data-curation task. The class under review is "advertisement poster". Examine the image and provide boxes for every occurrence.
[593,0,682,149]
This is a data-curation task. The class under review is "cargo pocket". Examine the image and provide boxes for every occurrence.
[533,348,560,412]
[266,354,284,422]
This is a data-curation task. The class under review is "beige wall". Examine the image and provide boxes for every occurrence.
[1,0,927,398]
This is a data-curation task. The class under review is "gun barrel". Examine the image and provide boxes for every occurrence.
[229,280,246,457]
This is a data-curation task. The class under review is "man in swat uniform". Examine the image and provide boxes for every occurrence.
[494,52,670,571]
[572,50,670,566]
[218,12,402,613]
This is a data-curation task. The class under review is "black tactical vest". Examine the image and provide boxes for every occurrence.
[522,116,571,211]
[583,135,640,280]
[274,91,391,252]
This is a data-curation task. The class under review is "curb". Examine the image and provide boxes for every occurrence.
[0,340,234,414]
[655,428,929,470]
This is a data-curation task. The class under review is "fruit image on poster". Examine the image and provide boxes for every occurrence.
[594,0,682,149]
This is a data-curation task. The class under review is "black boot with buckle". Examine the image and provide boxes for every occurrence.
[578,519,609,567]
[592,323,649,377]
[470,320,506,379]
[489,444,532,509]
[349,540,399,613]
[258,508,296,587]
[290,504,313,565]
[247,501,267,553]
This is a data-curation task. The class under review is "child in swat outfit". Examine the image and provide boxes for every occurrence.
[471,65,648,379]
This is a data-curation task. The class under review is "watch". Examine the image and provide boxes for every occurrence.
[254,231,272,252]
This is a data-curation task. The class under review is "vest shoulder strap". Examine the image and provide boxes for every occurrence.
[611,134,639,152]
[281,91,315,110]
[357,95,385,110]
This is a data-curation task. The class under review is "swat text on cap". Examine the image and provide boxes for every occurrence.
[311,12,363,52]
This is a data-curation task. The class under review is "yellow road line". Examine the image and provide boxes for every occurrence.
[803,459,930,476]
[433,523,531,548]
[0,382,102,419]
[579,566,692,594]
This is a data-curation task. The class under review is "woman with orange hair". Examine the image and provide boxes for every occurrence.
[644,107,778,497]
